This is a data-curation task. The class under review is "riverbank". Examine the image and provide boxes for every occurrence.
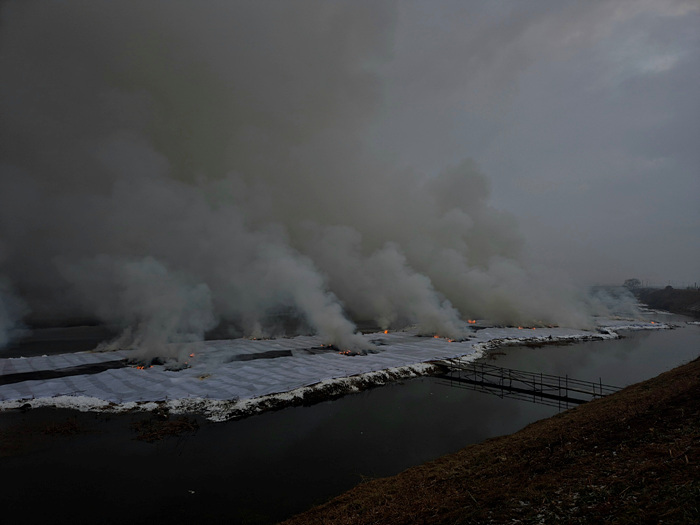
[283,354,700,524]
[1,325,697,524]
[636,287,700,318]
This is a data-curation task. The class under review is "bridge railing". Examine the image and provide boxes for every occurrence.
[432,359,622,410]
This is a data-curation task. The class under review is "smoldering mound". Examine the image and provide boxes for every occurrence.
[0,2,595,358]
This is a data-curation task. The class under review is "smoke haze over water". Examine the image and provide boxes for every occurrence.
[2,1,695,355]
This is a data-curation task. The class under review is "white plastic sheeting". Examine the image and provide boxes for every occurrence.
[0,320,666,416]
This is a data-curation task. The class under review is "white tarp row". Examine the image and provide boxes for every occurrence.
[0,320,665,409]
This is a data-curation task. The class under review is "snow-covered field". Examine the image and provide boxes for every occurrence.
[0,318,669,421]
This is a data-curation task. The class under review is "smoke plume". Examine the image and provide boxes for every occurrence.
[0,2,597,356]
[0,278,27,347]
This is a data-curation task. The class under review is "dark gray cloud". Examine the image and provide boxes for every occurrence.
[0,1,695,353]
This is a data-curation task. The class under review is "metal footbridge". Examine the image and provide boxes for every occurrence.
[434,360,622,409]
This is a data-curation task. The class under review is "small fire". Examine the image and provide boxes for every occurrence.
[384,330,389,334]
[650,321,656,324]
[433,335,440,339]
[467,320,477,324]
[136,365,145,370]
[531,327,536,330]
[517,326,523,330]
[189,353,195,358]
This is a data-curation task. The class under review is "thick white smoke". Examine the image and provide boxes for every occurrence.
[57,255,218,359]
[0,277,28,347]
[0,2,596,356]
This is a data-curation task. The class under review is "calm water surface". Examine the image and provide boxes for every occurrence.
[1,322,698,524]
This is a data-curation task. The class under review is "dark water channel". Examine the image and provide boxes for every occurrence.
[1,320,698,524]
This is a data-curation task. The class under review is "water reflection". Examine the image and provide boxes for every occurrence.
[0,325,697,524]
[490,325,699,388]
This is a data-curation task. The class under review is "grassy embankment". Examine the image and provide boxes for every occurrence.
[284,355,700,524]
[636,287,700,319]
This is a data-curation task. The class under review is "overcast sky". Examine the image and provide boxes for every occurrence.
[0,1,698,347]
[368,0,700,286]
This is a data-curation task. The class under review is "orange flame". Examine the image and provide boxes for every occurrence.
[384,330,389,334]
[467,320,476,324]
[189,353,195,358]
[433,335,440,339]
[517,326,523,330]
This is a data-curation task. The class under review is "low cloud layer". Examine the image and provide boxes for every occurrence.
[2,1,688,355]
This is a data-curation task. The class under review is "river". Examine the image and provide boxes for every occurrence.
[1,320,698,525]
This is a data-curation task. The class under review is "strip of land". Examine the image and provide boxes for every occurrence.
[636,287,700,319]
[2,320,650,420]
[283,355,700,524]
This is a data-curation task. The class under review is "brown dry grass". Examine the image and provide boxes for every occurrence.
[283,357,700,524]
[0,414,88,457]
[41,417,82,436]
[131,415,199,443]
